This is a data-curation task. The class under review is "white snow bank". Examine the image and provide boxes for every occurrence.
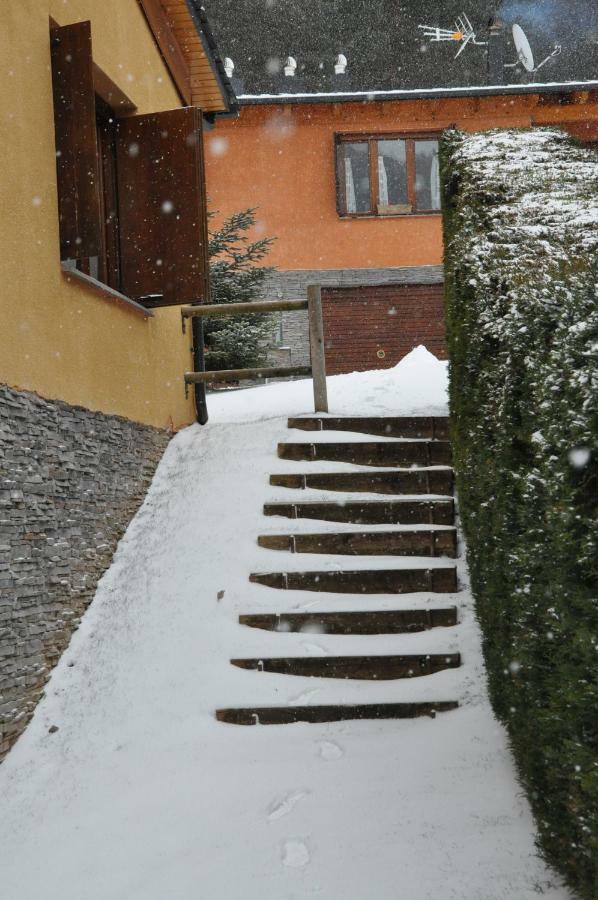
[208,345,448,423]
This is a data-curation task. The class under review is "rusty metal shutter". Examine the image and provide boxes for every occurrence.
[115,107,209,307]
[50,20,102,260]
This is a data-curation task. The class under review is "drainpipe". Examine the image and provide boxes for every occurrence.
[192,316,209,425]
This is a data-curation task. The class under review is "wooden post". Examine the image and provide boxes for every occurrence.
[307,285,328,413]
[191,315,209,425]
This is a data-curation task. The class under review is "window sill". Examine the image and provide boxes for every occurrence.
[339,212,442,220]
[61,265,154,318]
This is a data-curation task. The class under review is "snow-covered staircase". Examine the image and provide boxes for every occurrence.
[217,415,461,725]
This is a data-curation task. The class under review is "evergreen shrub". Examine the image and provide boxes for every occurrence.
[441,128,598,896]
[207,208,276,370]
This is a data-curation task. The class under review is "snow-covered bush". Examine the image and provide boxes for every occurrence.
[441,128,598,895]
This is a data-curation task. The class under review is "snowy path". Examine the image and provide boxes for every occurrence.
[0,350,572,899]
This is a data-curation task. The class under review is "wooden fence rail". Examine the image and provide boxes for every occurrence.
[183,285,328,415]
[181,298,308,321]
[185,366,313,384]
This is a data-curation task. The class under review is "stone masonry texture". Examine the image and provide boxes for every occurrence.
[260,267,445,367]
[0,384,170,761]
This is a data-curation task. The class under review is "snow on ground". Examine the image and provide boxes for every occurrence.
[0,348,572,899]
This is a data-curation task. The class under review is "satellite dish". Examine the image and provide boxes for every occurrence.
[512,24,535,72]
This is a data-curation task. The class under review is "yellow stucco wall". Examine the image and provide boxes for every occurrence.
[0,0,196,429]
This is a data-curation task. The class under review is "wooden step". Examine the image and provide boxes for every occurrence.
[216,701,459,725]
[288,416,449,440]
[230,653,461,680]
[239,608,458,634]
[263,499,455,525]
[257,529,457,558]
[249,566,458,593]
[270,470,454,495]
[278,441,452,467]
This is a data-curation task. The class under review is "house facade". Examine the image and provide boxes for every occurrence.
[0,0,234,759]
[204,0,598,373]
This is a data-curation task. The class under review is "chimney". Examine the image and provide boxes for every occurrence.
[284,56,297,77]
[487,16,506,84]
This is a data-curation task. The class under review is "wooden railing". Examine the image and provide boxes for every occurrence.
[182,285,328,414]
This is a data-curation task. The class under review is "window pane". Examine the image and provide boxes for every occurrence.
[377,139,408,211]
[342,143,370,213]
[415,140,441,210]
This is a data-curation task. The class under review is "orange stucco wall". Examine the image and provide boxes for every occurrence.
[205,92,597,271]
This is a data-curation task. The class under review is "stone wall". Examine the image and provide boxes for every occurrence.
[0,385,170,760]
[261,266,444,366]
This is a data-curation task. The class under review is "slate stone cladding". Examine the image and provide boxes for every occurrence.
[260,267,445,368]
[321,284,448,375]
[0,385,170,761]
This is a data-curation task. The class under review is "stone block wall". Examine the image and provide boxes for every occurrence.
[0,385,170,760]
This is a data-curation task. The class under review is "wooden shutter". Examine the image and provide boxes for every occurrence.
[50,21,102,260]
[116,107,209,307]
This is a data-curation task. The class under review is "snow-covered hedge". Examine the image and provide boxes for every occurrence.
[441,128,598,895]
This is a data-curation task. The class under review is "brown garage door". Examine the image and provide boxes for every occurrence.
[321,283,447,375]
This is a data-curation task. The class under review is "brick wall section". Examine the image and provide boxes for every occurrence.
[0,385,170,760]
[260,266,445,368]
[321,283,448,375]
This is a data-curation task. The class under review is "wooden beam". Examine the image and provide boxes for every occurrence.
[137,0,191,105]
[181,299,309,318]
[93,63,137,114]
[185,366,312,384]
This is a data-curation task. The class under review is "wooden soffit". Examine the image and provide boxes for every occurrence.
[138,0,233,113]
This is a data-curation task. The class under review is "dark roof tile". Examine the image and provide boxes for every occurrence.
[204,0,598,98]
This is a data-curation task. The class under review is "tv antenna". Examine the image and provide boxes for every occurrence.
[507,23,562,73]
[418,12,487,59]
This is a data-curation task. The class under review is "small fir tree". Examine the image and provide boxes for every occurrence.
[206,208,276,371]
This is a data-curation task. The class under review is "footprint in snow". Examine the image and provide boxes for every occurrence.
[267,791,309,822]
[318,741,344,761]
[281,839,310,869]
[289,688,320,705]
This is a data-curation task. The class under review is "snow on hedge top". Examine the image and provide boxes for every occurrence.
[442,126,597,469]
[447,128,598,256]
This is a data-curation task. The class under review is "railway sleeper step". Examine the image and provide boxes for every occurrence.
[278,441,452,467]
[257,528,457,558]
[249,566,458,594]
[288,416,449,441]
[239,608,458,634]
[230,653,461,680]
[270,470,454,495]
[216,701,459,725]
[263,499,455,525]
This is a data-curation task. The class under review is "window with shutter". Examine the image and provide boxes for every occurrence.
[50,20,102,260]
[116,107,209,307]
[49,20,209,308]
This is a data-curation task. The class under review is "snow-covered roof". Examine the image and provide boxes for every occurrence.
[204,0,598,102]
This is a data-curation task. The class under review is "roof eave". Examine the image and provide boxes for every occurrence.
[237,80,598,107]
[185,0,240,117]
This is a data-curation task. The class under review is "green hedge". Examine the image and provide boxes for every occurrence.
[441,128,598,896]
